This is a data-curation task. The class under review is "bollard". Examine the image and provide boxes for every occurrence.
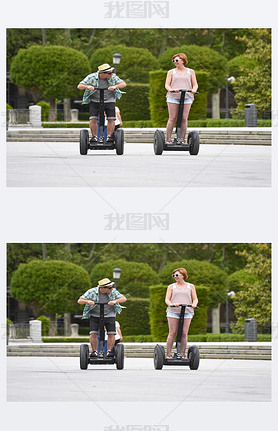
[29,320,42,343]
[245,318,257,341]
[71,323,79,337]
[244,104,257,127]
[29,105,42,128]
[70,109,79,122]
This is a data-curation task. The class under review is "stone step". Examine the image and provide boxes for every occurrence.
[7,342,271,360]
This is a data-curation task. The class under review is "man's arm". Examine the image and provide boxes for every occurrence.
[77,297,94,305]
[77,83,95,91]
[108,295,127,306]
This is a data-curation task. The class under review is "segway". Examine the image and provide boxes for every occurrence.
[80,302,124,370]
[153,90,199,156]
[154,304,200,370]
[79,88,124,156]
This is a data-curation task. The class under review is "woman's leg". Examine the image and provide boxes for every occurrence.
[181,318,192,356]
[166,317,179,356]
[166,103,179,141]
[180,103,192,142]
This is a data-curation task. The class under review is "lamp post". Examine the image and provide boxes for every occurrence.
[113,266,122,289]
[225,290,235,333]
[225,75,235,119]
[113,52,122,74]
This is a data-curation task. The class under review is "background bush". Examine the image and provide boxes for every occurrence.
[117,83,150,121]
[227,269,259,293]
[149,284,210,341]
[117,297,150,336]
[90,259,160,298]
[36,315,50,336]
[36,101,50,122]
[149,70,209,127]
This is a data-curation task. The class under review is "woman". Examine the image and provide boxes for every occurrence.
[165,267,198,359]
[165,53,198,144]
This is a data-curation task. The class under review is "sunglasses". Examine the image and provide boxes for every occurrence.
[102,285,113,289]
[103,71,113,75]
[172,274,180,277]
[172,59,180,63]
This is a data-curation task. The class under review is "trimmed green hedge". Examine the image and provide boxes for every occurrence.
[42,333,271,343]
[149,284,210,342]
[41,119,271,128]
[36,316,50,336]
[227,269,259,293]
[90,259,160,298]
[117,83,150,121]
[36,101,50,122]
[117,297,150,336]
[149,70,209,127]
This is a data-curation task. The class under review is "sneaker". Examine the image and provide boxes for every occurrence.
[90,136,98,143]
[106,350,114,357]
[106,135,114,143]
[90,350,98,358]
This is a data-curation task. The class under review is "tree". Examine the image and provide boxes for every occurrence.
[9,45,91,121]
[10,259,91,335]
[231,244,271,333]
[89,44,160,84]
[90,259,160,298]
[230,29,271,117]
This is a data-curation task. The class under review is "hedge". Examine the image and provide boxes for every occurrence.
[41,119,271,128]
[41,333,271,343]
[149,284,210,342]
[90,259,160,298]
[36,316,50,336]
[117,83,150,121]
[89,44,160,84]
[158,259,228,309]
[117,297,150,336]
[36,101,50,122]
[149,70,209,127]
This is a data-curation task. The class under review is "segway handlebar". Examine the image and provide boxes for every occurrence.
[170,89,199,94]
[170,304,199,309]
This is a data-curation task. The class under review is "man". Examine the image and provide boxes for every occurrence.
[77,63,126,143]
[77,277,126,358]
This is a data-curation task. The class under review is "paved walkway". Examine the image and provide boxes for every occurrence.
[7,142,271,187]
[7,356,271,402]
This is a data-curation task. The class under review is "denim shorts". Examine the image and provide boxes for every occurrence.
[167,311,193,319]
[167,97,193,105]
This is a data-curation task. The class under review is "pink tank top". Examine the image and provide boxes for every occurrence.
[166,282,194,315]
[166,68,194,101]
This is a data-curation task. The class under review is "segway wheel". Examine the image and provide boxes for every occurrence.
[115,128,124,155]
[80,129,89,155]
[80,343,89,369]
[153,130,165,155]
[188,345,200,370]
[188,130,200,155]
[115,343,124,369]
[154,344,165,370]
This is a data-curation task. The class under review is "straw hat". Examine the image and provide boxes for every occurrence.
[98,63,114,73]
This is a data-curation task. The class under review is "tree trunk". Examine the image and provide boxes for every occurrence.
[211,89,221,119]
[63,99,71,122]
[42,29,47,45]
[49,313,56,336]
[211,303,221,333]
[64,313,71,336]
[42,243,47,260]
[48,98,56,122]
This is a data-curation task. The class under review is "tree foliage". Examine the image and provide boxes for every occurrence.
[10,259,91,334]
[9,45,91,120]
[231,244,271,333]
[230,29,271,116]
